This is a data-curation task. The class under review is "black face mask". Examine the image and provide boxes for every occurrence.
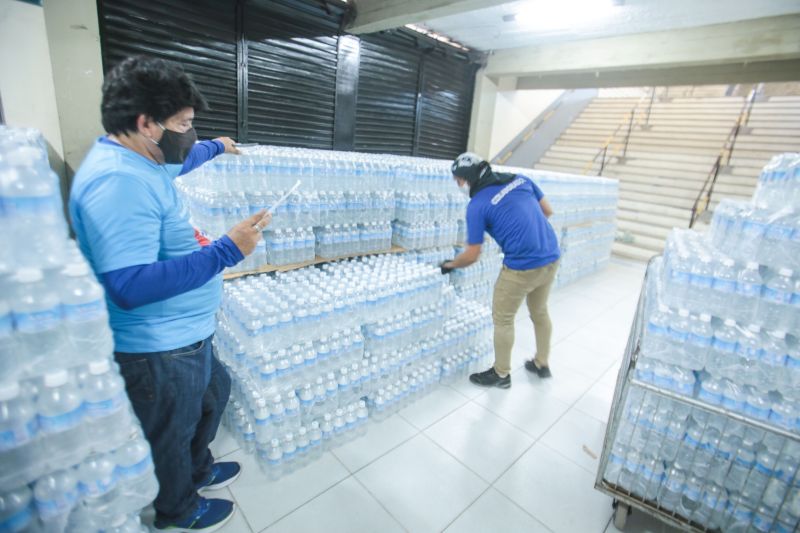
[156,123,197,164]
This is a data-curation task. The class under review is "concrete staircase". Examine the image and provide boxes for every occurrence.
[533,94,800,261]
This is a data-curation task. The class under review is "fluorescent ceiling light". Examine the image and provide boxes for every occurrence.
[513,0,616,30]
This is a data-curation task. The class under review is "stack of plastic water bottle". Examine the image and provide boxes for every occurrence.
[607,153,800,531]
[176,146,402,272]
[0,127,156,533]
[211,255,493,479]
[605,387,799,532]
[635,172,800,435]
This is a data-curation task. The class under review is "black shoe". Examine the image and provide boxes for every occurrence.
[469,368,511,389]
[525,360,552,378]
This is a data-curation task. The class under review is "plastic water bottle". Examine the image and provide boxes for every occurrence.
[0,381,40,487]
[761,268,794,327]
[37,370,88,467]
[735,262,763,324]
[83,359,132,451]
[0,486,34,533]
[725,438,757,493]
[0,300,21,380]
[708,319,739,381]
[643,305,671,361]
[688,256,714,311]
[659,463,687,511]
[76,452,120,516]
[685,313,712,370]
[113,437,158,515]
[710,257,738,318]
[33,469,78,533]
[11,268,64,374]
[263,438,283,481]
[59,261,113,364]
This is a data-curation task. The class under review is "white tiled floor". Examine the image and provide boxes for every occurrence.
[206,258,681,533]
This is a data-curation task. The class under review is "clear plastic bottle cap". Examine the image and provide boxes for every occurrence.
[43,370,69,387]
[746,262,760,270]
[724,319,737,327]
[699,314,711,322]
[88,359,111,375]
[14,268,44,283]
[678,309,690,317]
[0,381,21,401]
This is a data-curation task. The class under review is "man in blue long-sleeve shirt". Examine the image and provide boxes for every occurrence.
[69,56,267,532]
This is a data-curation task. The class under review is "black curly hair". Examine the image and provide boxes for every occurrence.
[101,56,209,135]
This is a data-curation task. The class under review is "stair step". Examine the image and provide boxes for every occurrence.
[619,189,694,209]
[616,209,688,230]
[747,128,800,138]
[612,242,659,262]
[618,199,691,219]
[616,218,673,240]
[619,181,699,199]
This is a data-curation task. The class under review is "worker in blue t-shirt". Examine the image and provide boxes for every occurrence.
[70,56,268,531]
[441,153,561,389]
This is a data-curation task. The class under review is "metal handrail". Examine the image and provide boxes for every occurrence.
[689,84,761,228]
[581,92,650,176]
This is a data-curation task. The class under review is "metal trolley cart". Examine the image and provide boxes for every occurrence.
[594,257,800,532]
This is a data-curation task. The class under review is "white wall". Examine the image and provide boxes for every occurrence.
[0,0,64,174]
[488,88,563,160]
[43,0,105,178]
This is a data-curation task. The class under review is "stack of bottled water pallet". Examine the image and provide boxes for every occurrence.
[176,148,618,290]
[176,148,467,273]
[213,255,493,478]
[596,153,800,532]
[0,127,156,533]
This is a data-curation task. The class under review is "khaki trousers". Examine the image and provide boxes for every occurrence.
[492,261,559,377]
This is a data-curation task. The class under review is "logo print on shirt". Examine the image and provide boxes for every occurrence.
[491,178,525,205]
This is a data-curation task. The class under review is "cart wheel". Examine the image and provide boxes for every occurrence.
[613,501,630,530]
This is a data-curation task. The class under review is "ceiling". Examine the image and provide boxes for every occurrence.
[419,0,800,51]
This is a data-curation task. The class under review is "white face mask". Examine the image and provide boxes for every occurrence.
[459,183,470,196]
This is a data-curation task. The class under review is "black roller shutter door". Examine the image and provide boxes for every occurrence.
[416,52,476,159]
[354,32,420,155]
[98,0,238,139]
[244,1,341,149]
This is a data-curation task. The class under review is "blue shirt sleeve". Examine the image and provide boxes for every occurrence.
[101,235,244,310]
[180,140,225,176]
[466,200,486,245]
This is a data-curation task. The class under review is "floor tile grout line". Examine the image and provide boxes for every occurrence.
[418,429,498,486]
[438,485,494,532]
[349,471,412,533]
[485,345,620,497]
[254,465,353,532]
[336,425,419,477]
[529,350,624,477]
[223,486,256,533]
[484,485,557,533]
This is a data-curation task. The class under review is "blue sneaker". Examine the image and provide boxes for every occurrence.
[197,461,242,492]
[154,497,234,532]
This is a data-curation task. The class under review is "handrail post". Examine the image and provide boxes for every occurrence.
[644,87,656,128]
[598,145,608,176]
[622,110,635,158]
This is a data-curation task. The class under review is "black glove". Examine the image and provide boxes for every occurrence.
[440,261,454,275]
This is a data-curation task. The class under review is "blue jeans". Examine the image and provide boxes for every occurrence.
[115,335,231,524]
